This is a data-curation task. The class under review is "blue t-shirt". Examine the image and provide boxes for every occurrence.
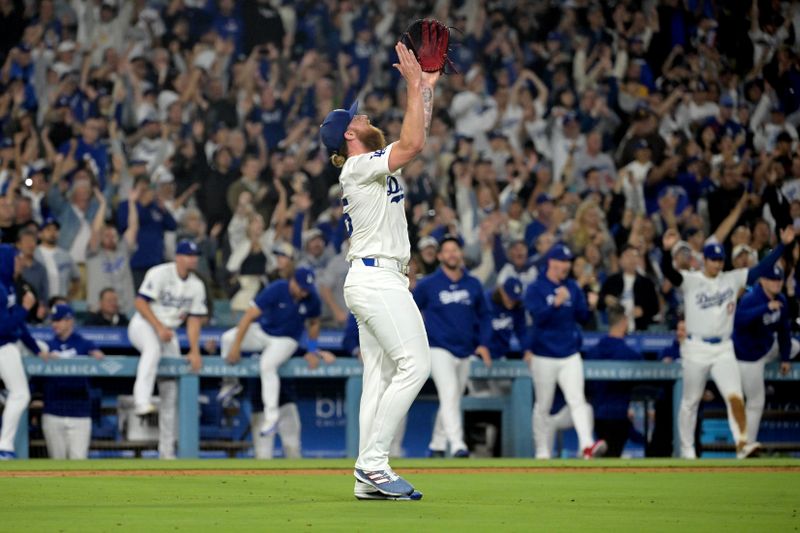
[118,201,177,269]
[253,280,321,341]
[524,276,591,357]
[733,284,791,362]
[43,332,98,418]
[413,268,491,357]
[584,336,642,420]
[486,291,526,358]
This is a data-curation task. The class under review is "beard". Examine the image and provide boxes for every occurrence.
[357,125,387,152]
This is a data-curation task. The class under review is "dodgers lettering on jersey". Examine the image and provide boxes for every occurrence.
[732,283,791,362]
[253,279,321,341]
[340,143,411,265]
[680,268,747,339]
[137,263,208,329]
[42,332,99,418]
[413,268,491,357]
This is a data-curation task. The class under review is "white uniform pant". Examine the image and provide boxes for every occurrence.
[251,403,302,459]
[0,343,30,452]
[679,338,746,458]
[545,404,595,456]
[220,324,298,428]
[41,414,91,459]
[344,263,431,472]
[428,349,472,453]
[128,313,181,459]
[738,338,800,444]
[529,353,594,458]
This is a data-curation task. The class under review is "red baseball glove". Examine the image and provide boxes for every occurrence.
[400,19,456,74]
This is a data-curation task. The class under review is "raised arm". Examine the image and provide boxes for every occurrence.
[660,229,684,287]
[746,227,793,285]
[388,43,439,173]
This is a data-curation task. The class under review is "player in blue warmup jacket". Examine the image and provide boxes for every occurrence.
[413,235,492,457]
[732,265,797,447]
[221,267,335,436]
[486,277,527,360]
[0,244,41,459]
[524,243,606,459]
[584,304,643,457]
[40,304,104,459]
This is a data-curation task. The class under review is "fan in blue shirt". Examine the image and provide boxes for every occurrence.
[220,268,334,437]
[584,304,642,457]
[413,235,491,457]
[523,243,606,459]
[732,265,797,445]
[40,304,104,459]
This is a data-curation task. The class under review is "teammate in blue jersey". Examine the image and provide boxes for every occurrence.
[524,242,607,459]
[0,244,41,459]
[733,265,796,447]
[40,304,104,459]
[221,267,335,436]
[413,235,492,457]
[584,304,643,457]
[486,277,527,359]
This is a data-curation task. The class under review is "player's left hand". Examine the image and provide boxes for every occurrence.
[780,361,792,376]
[318,350,337,364]
[780,225,796,245]
[187,351,202,373]
[304,352,321,370]
[475,346,492,368]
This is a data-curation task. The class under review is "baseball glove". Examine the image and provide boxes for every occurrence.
[400,18,456,74]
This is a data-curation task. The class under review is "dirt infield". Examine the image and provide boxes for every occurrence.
[2,465,798,478]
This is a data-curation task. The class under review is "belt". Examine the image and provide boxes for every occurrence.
[350,257,409,275]
[689,335,725,344]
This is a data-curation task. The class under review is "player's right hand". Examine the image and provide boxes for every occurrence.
[226,347,241,365]
[768,300,783,311]
[21,291,36,311]
[393,42,422,88]
[156,324,174,342]
[554,286,570,306]
[780,361,791,376]
[780,225,796,245]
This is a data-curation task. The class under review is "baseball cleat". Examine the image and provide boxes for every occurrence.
[427,448,445,458]
[259,419,278,437]
[736,441,761,459]
[0,450,17,460]
[134,404,158,416]
[452,449,470,458]
[353,468,414,497]
[354,480,422,501]
[216,382,243,406]
[582,439,608,459]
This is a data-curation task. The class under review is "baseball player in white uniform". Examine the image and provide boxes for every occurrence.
[319,42,438,500]
[661,227,794,459]
[128,239,207,459]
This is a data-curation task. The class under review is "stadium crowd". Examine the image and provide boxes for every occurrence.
[0,0,798,459]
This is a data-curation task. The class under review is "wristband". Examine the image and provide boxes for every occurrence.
[307,339,319,353]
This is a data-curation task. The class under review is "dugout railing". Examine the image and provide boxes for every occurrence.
[13,328,800,459]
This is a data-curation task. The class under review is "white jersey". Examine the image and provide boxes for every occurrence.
[680,268,748,339]
[137,263,208,329]
[340,142,411,265]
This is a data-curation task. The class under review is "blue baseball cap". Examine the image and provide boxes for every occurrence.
[703,243,725,261]
[503,277,523,302]
[763,265,784,281]
[547,243,574,262]
[51,303,74,321]
[719,94,735,108]
[536,193,554,205]
[294,267,316,292]
[40,216,60,230]
[175,239,199,256]
[320,101,358,153]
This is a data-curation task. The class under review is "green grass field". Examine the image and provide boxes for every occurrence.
[1,459,797,532]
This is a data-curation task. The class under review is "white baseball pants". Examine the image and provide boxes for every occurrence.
[545,404,594,456]
[0,343,30,453]
[251,403,302,459]
[679,338,746,459]
[220,324,298,429]
[529,353,594,458]
[428,349,472,453]
[41,414,91,459]
[738,339,800,444]
[128,313,181,459]
[344,263,431,472]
